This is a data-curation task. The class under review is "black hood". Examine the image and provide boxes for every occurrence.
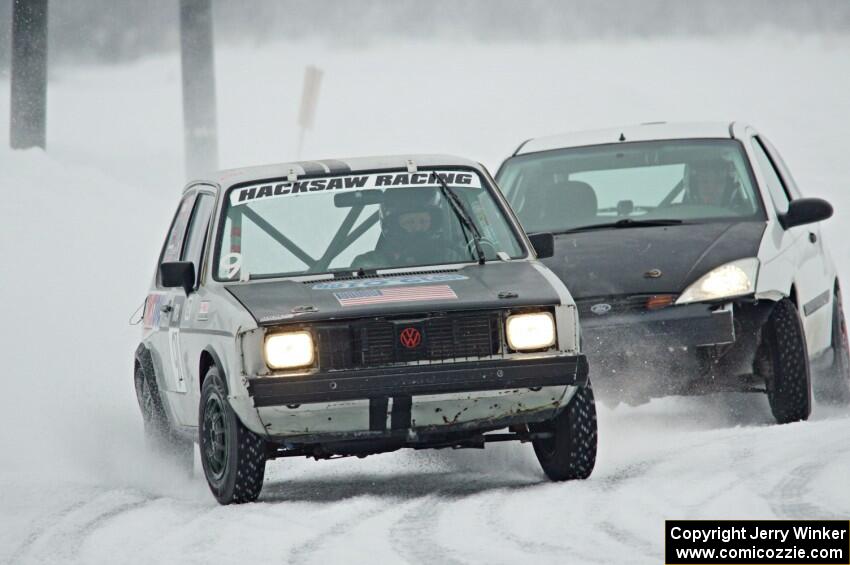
[539,221,766,299]
[226,261,562,326]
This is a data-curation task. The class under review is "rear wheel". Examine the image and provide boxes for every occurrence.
[530,385,597,481]
[200,366,267,504]
[814,287,850,404]
[761,299,812,424]
[135,365,193,474]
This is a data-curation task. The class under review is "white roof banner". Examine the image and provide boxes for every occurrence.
[231,170,482,206]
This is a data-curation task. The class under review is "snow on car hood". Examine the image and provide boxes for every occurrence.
[540,221,767,299]
[225,261,563,326]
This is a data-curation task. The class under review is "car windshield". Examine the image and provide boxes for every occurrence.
[215,169,526,280]
[497,139,765,234]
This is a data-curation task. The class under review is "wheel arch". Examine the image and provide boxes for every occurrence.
[788,283,798,308]
[199,346,228,394]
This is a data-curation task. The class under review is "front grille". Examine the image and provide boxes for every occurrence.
[314,311,503,371]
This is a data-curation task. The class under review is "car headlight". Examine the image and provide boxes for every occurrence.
[264,331,315,369]
[676,258,759,305]
[506,312,556,351]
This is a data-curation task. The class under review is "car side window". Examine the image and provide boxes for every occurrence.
[181,193,215,287]
[750,137,790,215]
[161,193,197,265]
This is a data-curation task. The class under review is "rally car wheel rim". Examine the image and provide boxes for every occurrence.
[203,396,229,480]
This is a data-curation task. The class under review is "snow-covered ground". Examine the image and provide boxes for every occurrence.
[1,35,849,564]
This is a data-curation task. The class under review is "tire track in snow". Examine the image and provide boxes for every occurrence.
[596,459,659,492]
[595,521,657,559]
[473,450,668,563]
[286,503,389,564]
[592,457,664,560]
[389,494,467,565]
[588,433,747,558]
[9,490,152,565]
[65,498,152,559]
[729,437,849,519]
[479,493,601,563]
[770,460,844,519]
[6,497,92,565]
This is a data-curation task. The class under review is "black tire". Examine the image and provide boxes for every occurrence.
[199,366,267,504]
[530,385,597,481]
[134,364,193,474]
[762,298,812,424]
[814,287,850,404]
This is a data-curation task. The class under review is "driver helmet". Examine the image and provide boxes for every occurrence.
[685,158,738,206]
[379,187,445,253]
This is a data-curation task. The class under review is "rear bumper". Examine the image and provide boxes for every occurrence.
[248,354,588,407]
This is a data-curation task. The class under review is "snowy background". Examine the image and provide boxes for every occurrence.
[1,4,849,563]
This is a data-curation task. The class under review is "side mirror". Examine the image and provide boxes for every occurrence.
[160,261,196,294]
[528,232,555,259]
[779,197,833,229]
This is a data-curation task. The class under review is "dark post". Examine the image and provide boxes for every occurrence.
[10,0,48,150]
[179,0,218,178]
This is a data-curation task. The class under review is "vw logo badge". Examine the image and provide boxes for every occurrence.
[644,268,663,279]
[399,327,422,349]
[590,303,612,315]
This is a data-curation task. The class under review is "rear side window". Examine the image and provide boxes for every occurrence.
[161,194,197,264]
[181,193,216,286]
[750,137,790,214]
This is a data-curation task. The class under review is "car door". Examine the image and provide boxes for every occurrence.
[758,136,833,354]
[166,189,217,424]
[748,135,831,354]
[149,190,197,401]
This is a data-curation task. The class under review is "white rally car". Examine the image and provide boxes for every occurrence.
[497,122,849,423]
[134,155,595,504]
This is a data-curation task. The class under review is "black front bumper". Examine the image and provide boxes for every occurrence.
[579,299,776,398]
[248,355,588,407]
[581,302,735,348]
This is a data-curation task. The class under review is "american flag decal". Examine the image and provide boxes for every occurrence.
[334,285,457,306]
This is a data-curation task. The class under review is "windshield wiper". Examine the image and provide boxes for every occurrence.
[430,171,486,265]
[553,218,685,235]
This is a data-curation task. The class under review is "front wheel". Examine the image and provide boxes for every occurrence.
[761,298,812,424]
[530,385,598,481]
[200,366,267,504]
